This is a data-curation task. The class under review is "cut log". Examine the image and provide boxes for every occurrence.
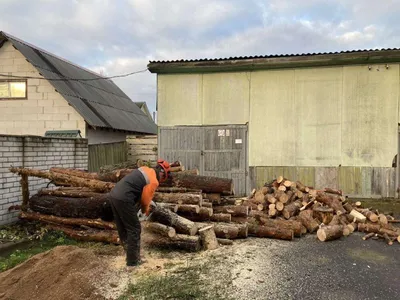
[144,222,176,238]
[317,225,345,242]
[150,205,198,236]
[47,224,120,244]
[212,223,239,239]
[163,173,234,195]
[349,209,367,223]
[324,188,343,196]
[329,215,349,227]
[205,193,222,204]
[242,200,262,211]
[20,174,29,211]
[10,167,116,193]
[283,180,292,188]
[154,192,203,206]
[29,194,109,219]
[177,204,200,214]
[315,192,346,215]
[296,181,310,193]
[360,210,379,223]
[213,205,249,217]
[355,201,362,207]
[232,223,248,238]
[278,186,287,192]
[313,206,334,225]
[277,176,284,184]
[170,166,185,172]
[276,201,285,212]
[231,216,250,224]
[266,194,277,204]
[379,214,388,226]
[217,238,233,246]
[19,211,116,230]
[219,197,241,206]
[198,225,219,250]
[38,188,103,199]
[157,187,202,193]
[276,192,289,204]
[50,167,99,180]
[258,217,305,237]
[210,213,231,223]
[362,232,375,240]
[199,207,213,218]
[347,222,358,233]
[300,199,314,211]
[268,207,277,217]
[294,190,304,199]
[248,224,294,240]
[201,202,213,208]
[155,203,179,213]
[261,186,271,195]
[282,201,302,220]
[343,202,354,213]
[147,234,201,252]
[382,233,393,245]
[254,191,266,204]
[298,210,320,233]
[180,169,200,176]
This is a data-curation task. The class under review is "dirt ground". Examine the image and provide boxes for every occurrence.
[0,231,399,300]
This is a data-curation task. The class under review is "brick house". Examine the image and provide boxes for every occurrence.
[0,31,157,144]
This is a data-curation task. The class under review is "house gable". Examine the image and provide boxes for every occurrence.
[0,41,86,136]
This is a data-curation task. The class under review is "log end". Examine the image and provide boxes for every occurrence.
[317,228,327,241]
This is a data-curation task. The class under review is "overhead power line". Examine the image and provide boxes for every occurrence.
[0,68,149,81]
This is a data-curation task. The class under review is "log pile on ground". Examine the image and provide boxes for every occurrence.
[8,166,400,251]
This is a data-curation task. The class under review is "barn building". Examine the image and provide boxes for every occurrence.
[148,49,400,198]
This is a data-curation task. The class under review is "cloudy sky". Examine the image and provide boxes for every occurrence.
[1,0,400,117]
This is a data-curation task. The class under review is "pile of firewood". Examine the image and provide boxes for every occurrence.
[8,166,400,252]
[244,176,400,245]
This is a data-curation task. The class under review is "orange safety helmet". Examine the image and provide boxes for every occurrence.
[157,159,171,182]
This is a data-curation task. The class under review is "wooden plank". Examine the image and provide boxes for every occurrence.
[315,167,338,190]
[296,167,315,187]
[127,138,158,145]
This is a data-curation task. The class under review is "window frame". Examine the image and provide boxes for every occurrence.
[0,79,28,100]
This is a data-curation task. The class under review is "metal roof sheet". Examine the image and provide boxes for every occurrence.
[149,48,400,64]
[0,31,157,135]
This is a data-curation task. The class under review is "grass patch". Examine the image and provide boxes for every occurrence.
[119,262,233,300]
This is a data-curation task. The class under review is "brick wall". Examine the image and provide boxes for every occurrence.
[0,41,86,136]
[0,134,88,225]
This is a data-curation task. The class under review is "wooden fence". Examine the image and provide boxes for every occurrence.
[127,135,158,164]
[88,141,127,172]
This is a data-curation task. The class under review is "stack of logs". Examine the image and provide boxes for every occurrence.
[9,166,400,251]
[244,176,400,245]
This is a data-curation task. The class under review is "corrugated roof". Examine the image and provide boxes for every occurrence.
[0,31,157,135]
[149,48,400,63]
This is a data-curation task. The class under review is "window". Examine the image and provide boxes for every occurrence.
[0,80,27,99]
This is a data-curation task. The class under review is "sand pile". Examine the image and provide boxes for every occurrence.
[0,245,130,300]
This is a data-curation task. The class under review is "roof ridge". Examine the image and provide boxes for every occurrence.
[1,31,105,78]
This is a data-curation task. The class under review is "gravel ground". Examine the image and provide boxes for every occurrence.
[177,233,400,300]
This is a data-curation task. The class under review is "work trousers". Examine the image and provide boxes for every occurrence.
[109,196,141,266]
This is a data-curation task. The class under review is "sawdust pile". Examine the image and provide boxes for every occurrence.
[0,245,130,300]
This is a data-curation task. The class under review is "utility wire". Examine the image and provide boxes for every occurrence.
[0,68,149,81]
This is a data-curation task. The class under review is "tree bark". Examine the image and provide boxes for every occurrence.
[313,206,334,225]
[343,202,354,213]
[156,187,202,193]
[316,192,346,215]
[20,174,29,211]
[217,238,233,245]
[358,223,400,238]
[362,232,375,240]
[298,210,320,233]
[199,225,219,250]
[19,211,116,230]
[248,224,294,240]
[282,201,302,219]
[177,205,200,214]
[258,217,305,237]
[154,192,203,206]
[210,213,231,223]
[360,209,379,223]
[29,194,108,219]
[143,222,176,238]
[163,173,234,195]
[147,234,201,252]
[47,224,120,244]
[204,193,222,204]
[213,205,249,217]
[150,205,198,236]
[10,167,116,193]
[201,202,213,208]
[379,214,388,226]
[155,203,179,213]
[296,181,309,193]
[324,188,343,196]
[50,167,99,180]
[38,188,103,199]
[317,225,345,241]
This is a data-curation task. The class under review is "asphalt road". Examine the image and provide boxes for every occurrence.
[222,233,400,300]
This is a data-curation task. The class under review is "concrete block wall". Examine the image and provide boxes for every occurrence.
[0,41,86,136]
[0,134,88,225]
